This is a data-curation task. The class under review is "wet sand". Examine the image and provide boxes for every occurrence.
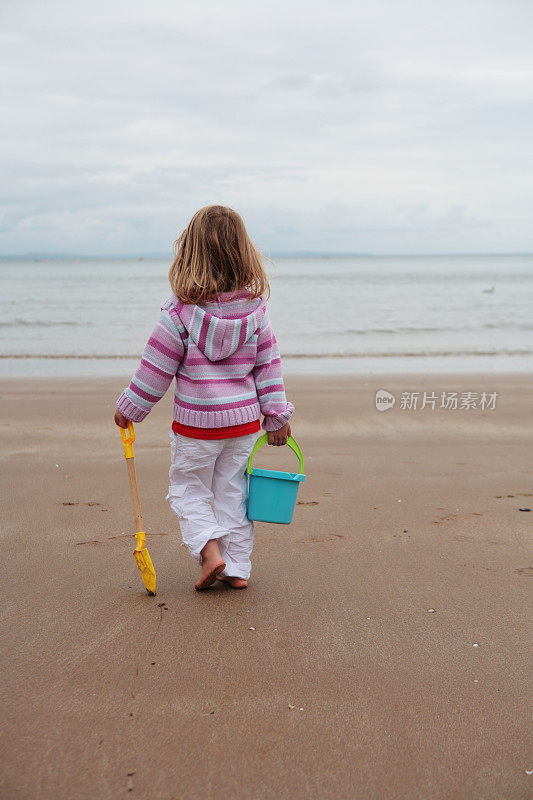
[0,374,531,799]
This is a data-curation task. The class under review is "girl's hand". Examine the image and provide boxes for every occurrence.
[267,422,291,446]
[114,409,129,428]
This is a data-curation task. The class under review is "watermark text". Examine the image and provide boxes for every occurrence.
[375,389,498,412]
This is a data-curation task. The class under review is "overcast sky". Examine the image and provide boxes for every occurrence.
[1,0,532,256]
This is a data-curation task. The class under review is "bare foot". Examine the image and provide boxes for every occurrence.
[195,539,226,590]
[216,576,248,590]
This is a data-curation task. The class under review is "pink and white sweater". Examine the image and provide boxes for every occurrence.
[116,291,294,431]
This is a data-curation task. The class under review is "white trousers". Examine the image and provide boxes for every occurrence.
[166,431,258,580]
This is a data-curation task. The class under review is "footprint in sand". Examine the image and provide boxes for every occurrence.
[433,511,484,524]
[495,493,533,499]
[107,532,168,540]
[58,501,102,506]
[514,566,533,577]
[76,540,102,546]
[297,533,345,543]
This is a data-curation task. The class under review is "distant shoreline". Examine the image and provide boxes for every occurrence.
[2,252,533,261]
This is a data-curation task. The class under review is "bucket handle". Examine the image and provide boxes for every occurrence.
[247,433,304,475]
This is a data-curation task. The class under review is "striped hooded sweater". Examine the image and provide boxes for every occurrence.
[116,291,294,432]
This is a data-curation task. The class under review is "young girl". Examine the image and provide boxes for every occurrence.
[114,206,294,591]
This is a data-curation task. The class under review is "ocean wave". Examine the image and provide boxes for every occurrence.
[484,322,533,330]
[341,324,533,334]
[2,349,533,360]
[284,350,533,358]
[341,327,452,335]
[2,320,531,335]
[0,319,85,328]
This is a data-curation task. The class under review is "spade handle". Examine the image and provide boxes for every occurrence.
[126,457,144,534]
[119,421,144,534]
[120,419,135,459]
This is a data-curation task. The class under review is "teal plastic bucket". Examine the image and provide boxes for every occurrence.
[247,434,306,524]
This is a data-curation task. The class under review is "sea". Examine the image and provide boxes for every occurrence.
[1,254,532,377]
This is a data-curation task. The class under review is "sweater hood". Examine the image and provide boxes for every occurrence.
[172,292,267,362]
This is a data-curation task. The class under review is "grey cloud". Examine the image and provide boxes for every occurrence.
[1,0,532,254]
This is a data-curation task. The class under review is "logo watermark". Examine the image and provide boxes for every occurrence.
[375,390,498,412]
[375,389,396,411]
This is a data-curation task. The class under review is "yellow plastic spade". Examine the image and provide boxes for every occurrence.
[119,420,156,596]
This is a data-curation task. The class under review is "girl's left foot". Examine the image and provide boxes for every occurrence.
[216,576,248,589]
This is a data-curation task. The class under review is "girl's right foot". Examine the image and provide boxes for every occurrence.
[195,539,226,590]
[216,576,248,589]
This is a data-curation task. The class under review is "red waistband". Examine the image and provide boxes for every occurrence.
[171,419,261,440]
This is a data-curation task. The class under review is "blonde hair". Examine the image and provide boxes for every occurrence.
[169,205,270,305]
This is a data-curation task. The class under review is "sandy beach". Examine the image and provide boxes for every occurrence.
[0,373,531,799]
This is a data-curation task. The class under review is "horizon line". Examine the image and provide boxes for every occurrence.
[1,250,532,260]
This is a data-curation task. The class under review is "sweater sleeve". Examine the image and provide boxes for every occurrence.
[252,309,294,431]
[116,301,185,422]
